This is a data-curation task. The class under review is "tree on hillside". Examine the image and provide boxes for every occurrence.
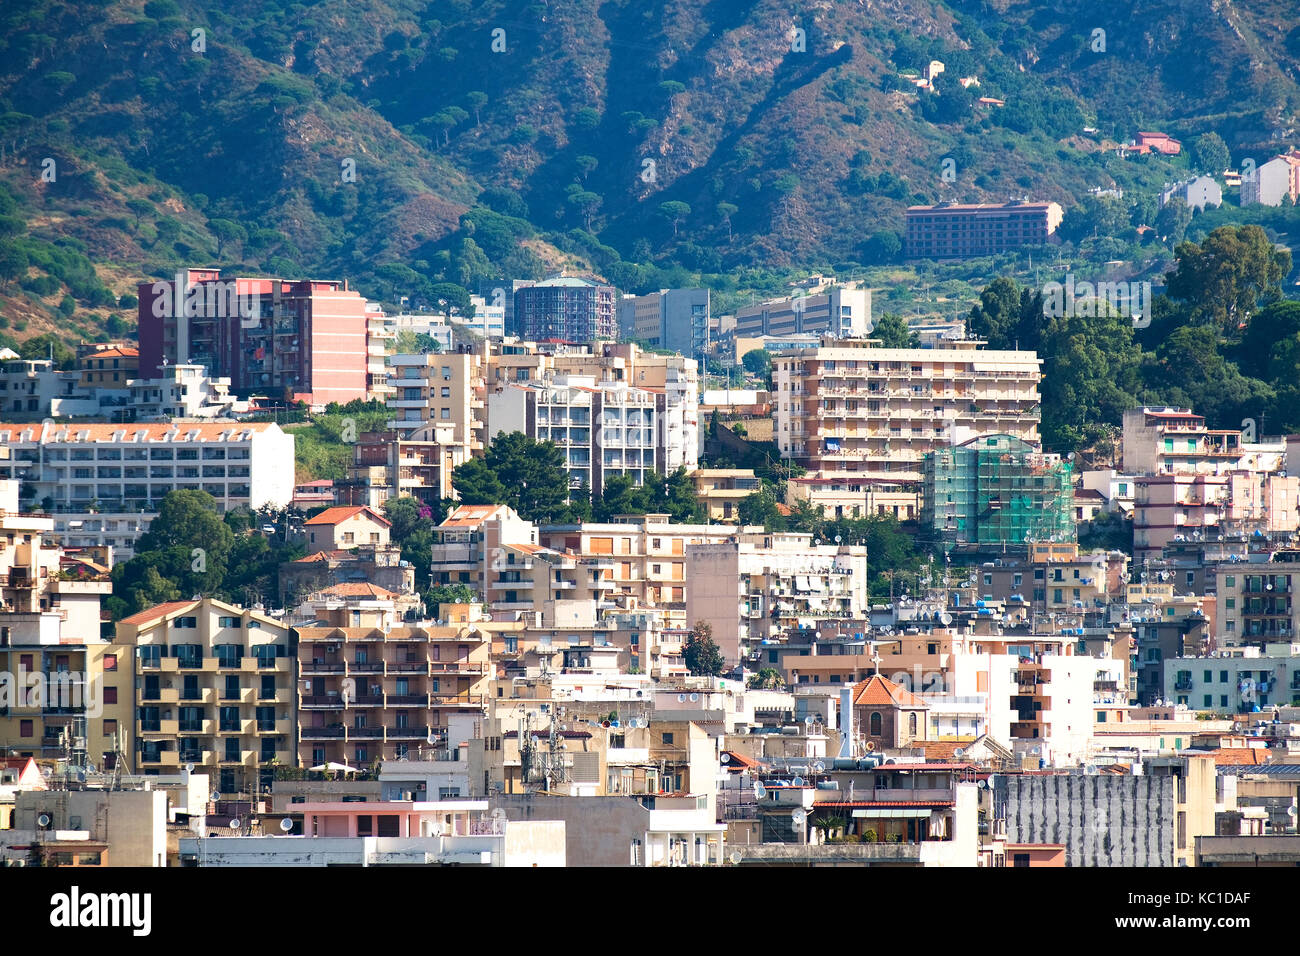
[209,219,246,259]
[1165,225,1290,335]
[1039,307,1144,451]
[968,277,1043,352]
[1192,133,1230,176]
[684,621,724,676]
[1154,197,1192,246]
[658,201,691,237]
[716,202,738,242]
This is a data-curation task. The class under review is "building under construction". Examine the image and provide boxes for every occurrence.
[922,434,1074,548]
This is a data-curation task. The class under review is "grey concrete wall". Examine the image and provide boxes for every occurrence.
[1000,774,1173,867]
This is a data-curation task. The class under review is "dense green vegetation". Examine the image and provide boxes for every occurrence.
[3,0,1298,345]
[105,490,304,620]
[968,224,1295,452]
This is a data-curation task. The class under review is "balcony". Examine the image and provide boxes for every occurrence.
[302,660,345,674]
[386,694,429,707]
[387,726,428,740]
[348,662,385,675]
[139,719,179,736]
[302,727,345,739]
[350,727,385,739]
[300,695,343,709]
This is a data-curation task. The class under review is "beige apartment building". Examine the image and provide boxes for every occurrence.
[773,339,1042,511]
[689,469,762,522]
[0,481,127,769]
[685,531,869,665]
[116,598,296,796]
[296,600,506,768]
[1121,407,1284,476]
[539,515,740,623]
[387,348,486,453]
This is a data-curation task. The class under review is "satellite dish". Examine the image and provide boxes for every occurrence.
[279,818,293,832]
[792,776,805,787]
[865,740,875,752]
[953,748,965,758]
[211,791,222,802]
[720,753,731,764]
[1289,806,1297,818]
[754,781,768,800]
[689,693,699,702]
[977,779,988,789]
[37,813,51,828]
[791,808,807,827]
[986,775,997,791]
[228,819,241,830]
[1030,746,1041,755]
[427,732,437,746]
[678,694,687,703]
[184,762,195,773]
[812,761,826,774]
[729,850,743,865]
[804,715,815,728]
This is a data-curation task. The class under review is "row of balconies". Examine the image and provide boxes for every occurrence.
[139,718,293,736]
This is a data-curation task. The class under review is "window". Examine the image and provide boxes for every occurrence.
[1013,853,1031,868]
[908,712,918,736]
[20,720,33,738]
[104,719,117,736]
[870,712,882,735]
[440,408,450,419]
[662,733,674,745]
[440,386,450,398]
[103,654,118,672]
[103,687,117,705]
[175,617,197,628]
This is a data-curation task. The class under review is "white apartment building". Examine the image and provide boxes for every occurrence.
[366,301,396,401]
[488,376,658,492]
[686,531,869,665]
[734,282,871,339]
[0,357,103,419]
[466,295,507,339]
[0,422,295,555]
[1120,407,1285,476]
[126,364,249,420]
[1241,153,1300,207]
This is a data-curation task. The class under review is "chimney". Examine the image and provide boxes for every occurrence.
[838,686,855,759]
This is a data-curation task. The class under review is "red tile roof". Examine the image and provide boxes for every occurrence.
[852,674,928,709]
[314,582,401,599]
[117,600,198,627]
[305,505,390,527]
[1211,748,1268,766]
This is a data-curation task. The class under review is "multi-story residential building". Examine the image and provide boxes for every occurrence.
[429,504,616,618]
[1165,643,1300,714]
[773,339,1042,512]
[539,515,739,622]
[1160,175,1223,211]
[1214,560,1300,648]
[115,598,295,795]
[137,269,373,407]
[77,344,139,391]
[0,422,295,553]
[1122,407,1257,475]
[1241,152,1300,207]
[618,288,710,360]
[466,294,507,338]
[967,545,1130,615]
[386,348,486,454]
[125,363,248,420]
[0,356,99,419]
[686,531,869,665]
[905,201,1063,259]
[922,435,1075,547]
[0,481,126,769]
[1133,472,1300,562]
[513,276,617,343]
[733,282,871,339]
[365,300,395,402]
[296,600,504,768]
[488,376,658,492]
